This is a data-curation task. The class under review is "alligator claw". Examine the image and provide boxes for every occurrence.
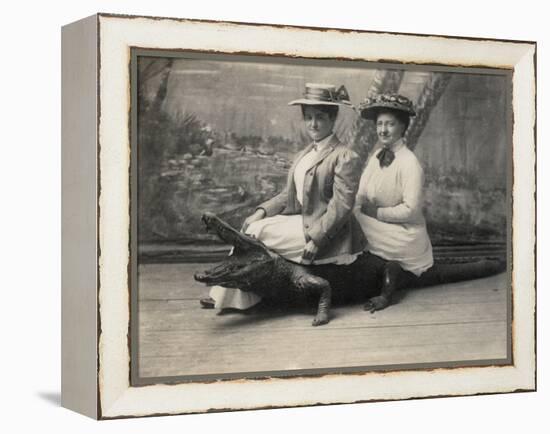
[312,313,329,326]
[364,296,390,313]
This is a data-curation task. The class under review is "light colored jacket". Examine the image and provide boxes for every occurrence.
[259,135,366,261]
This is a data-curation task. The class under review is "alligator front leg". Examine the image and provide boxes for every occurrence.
[364,261,401,313]
[296,274,332,326]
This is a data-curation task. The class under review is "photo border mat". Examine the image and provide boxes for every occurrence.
[129,48,514,386]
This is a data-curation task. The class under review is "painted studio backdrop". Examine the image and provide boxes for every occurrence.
[132,52,510,381]
[137,55,508,260]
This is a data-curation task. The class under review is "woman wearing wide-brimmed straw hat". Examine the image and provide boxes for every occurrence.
[354,93,434,312]
[201,83,366,310]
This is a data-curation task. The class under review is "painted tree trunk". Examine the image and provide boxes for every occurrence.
[405,73,453,150]
[150,59,173,114]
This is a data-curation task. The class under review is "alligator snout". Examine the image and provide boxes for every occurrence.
[201,212,217,228]
[194,271,209,282]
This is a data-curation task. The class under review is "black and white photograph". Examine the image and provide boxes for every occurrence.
[132,51,512,383]
[4,0,546,431]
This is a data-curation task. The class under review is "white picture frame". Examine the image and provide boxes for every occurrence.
[61,13,536,419]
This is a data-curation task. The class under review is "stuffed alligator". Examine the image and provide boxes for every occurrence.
[194,212,506,326]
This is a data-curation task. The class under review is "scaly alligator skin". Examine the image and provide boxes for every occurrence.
[194,212,506,326]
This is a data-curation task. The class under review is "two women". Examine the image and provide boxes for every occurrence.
[201,83,366,310]
[201,87,433,312]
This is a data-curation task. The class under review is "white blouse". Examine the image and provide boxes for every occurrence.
[355,139,433,276]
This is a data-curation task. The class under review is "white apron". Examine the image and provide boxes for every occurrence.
[354,140,433,276]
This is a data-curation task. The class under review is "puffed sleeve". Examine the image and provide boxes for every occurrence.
[306,147,362,247]
[355,156,374,209]
[376,154,424,223]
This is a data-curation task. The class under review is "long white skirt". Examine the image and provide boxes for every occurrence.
[246,214,307,262]
[209,214,304,309]
[208,214,357,309]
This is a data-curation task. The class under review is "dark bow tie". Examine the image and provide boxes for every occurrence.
[377,147,395,167]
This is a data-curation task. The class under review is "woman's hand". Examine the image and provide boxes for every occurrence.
[301,240,319,265]
[360,200,378,219]
[241,208,266,232]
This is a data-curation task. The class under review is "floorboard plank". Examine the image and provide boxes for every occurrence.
[138,321,507,377]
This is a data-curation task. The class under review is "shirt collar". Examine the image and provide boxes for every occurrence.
[313,133,334,152]
[378,137,406,153]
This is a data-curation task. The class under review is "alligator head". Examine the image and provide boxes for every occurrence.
[194,212,278,290]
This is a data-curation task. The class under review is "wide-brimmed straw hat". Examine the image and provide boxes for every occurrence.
[288,83,353,107]
[359,93,416,120]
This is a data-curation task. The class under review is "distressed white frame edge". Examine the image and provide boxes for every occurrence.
[61,14,100,419]
[95,14,536,419]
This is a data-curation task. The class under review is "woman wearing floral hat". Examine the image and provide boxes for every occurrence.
[201,83,366,311]
[355,93,434,312]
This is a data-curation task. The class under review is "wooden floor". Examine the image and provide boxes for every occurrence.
[137,263,509,379]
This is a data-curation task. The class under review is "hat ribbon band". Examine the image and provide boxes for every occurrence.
[303,85,350,103]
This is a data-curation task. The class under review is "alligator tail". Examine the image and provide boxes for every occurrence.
[413,258,507,288]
